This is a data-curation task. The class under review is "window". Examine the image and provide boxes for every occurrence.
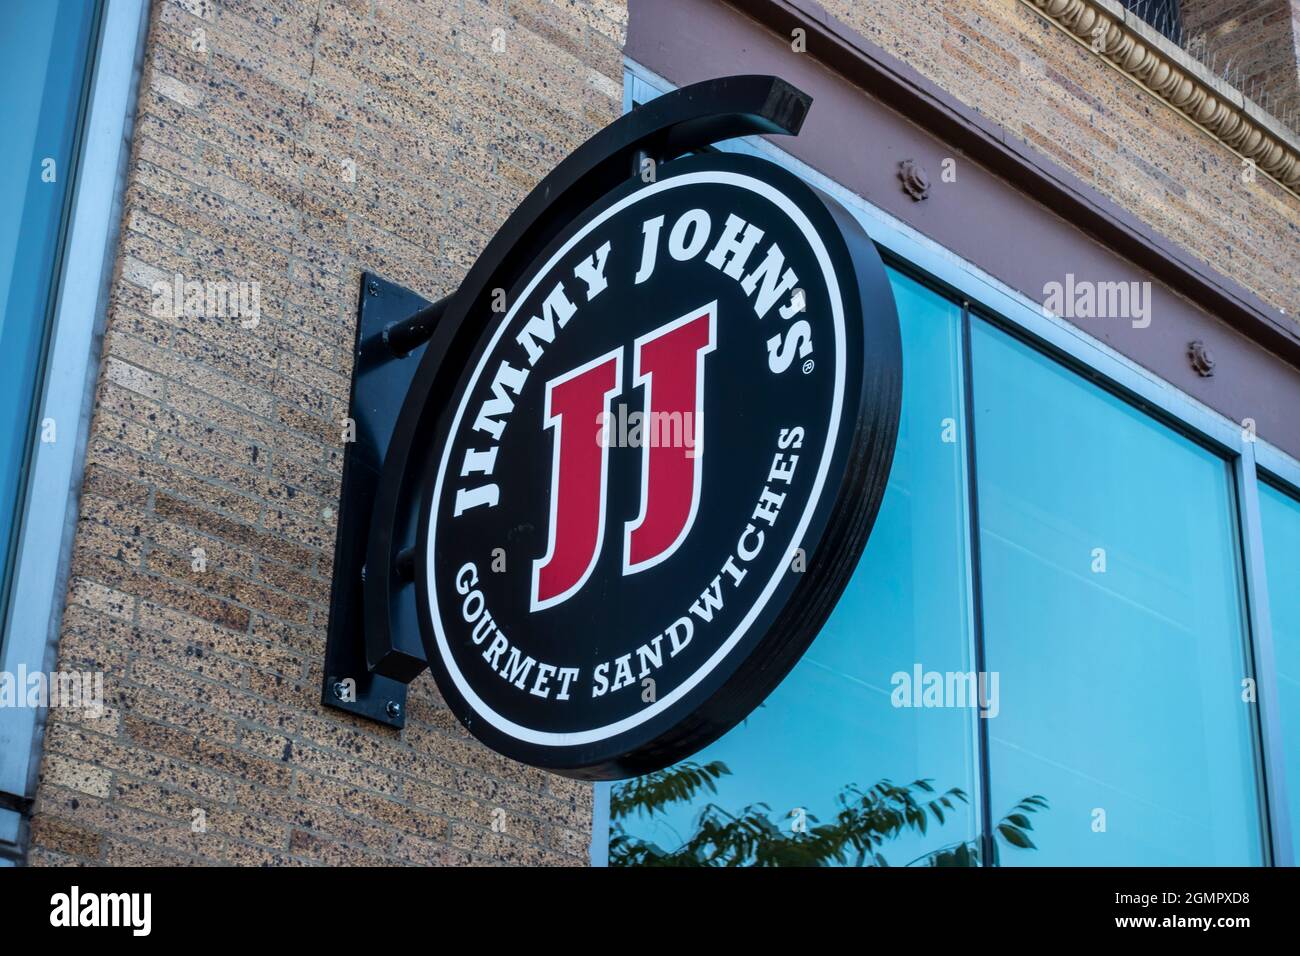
[610,270,982,866]
[603,66,1295,868]
[1258,481,1300,864]
[0,0,102,645]
[971,320,1263,865]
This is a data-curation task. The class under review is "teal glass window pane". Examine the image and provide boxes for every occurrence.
[0,1,100,636]
[1258,481,1300,863]
[970,320,1263,865]
[610,269,980,866]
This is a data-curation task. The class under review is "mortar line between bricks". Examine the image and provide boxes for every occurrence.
[88,401,343,509]
[88,426,337,529]
[80,460,331,564]
[105,324,351,436]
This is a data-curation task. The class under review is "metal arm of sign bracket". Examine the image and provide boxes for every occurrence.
[322,76,813,728]
[320,275,453,727]
[381,295,453,358]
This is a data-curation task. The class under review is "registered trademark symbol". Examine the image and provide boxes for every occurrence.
[802,359,815,374]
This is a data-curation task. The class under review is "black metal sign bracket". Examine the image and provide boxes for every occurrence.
[320,274,450,727]
[324,76,814,729]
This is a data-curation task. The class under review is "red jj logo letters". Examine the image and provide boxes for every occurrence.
[533,304,717,610]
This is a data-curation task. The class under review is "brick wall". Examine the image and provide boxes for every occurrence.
[1183,0,1300,125]
[818,0,1300,321]
[26,0,1300,868]
[27,0,625,867]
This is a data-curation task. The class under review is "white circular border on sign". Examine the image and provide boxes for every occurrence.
[425,169,848,747]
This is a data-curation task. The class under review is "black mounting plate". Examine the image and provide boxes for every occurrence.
[320,274,435,728]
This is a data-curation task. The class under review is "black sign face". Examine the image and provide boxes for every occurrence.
[416,152,900,777]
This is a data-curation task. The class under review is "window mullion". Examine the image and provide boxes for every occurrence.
[1235,441,1294,866]
[959,303,996,867]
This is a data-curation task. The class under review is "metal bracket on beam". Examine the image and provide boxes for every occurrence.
[320,274,449,728]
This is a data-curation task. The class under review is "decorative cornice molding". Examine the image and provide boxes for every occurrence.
[1023,0,1300,194]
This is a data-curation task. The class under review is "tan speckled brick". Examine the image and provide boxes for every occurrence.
[104,838,203,866]
[449,822,581,867]
[27,0,621,869]
[45,723,232,802]
[29,815,104,861]
[287,827,389,866]
[41,755,114,799]
[551,824,592,859]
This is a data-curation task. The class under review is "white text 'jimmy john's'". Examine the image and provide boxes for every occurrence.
[452,208,812,518]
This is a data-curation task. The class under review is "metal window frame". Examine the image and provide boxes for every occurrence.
[0,0,150,813]
[595,61,1300,867]
[1250,442,1300,867]
[955,303,994,866]
[1257,442,1300,496]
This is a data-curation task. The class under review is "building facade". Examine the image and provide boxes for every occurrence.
[1,0,1298,866]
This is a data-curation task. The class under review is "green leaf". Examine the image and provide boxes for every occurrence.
[998,823,1036,849]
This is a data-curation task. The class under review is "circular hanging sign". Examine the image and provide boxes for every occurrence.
[416,151,900,778]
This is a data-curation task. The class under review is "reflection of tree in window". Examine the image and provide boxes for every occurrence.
[609,761,1048,866]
